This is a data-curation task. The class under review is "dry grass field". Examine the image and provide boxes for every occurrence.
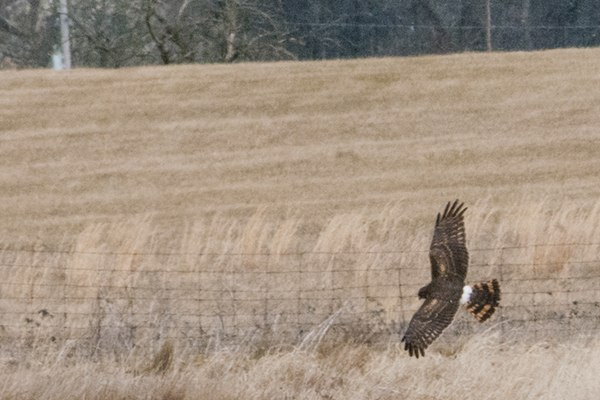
[3,334,600,400]
[2,47,600,399]
[2,48,600,237]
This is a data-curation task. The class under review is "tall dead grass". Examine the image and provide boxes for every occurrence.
[1,330,599,399]
[2,197,600,362]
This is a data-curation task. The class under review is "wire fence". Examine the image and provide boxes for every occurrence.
[1,242,599,356]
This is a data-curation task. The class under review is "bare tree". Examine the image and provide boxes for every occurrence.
[486,0,492,51]
[220,0,297,62]
[2,0,599,68]
[412,0,453,54]
[68,0,148,67]
[140,0,297,64]
[143,0,191,64]
[0,0,51,68]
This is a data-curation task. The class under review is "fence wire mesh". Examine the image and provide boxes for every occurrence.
[1,242,599,356]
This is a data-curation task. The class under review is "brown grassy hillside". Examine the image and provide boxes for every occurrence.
[2,48,600,399]
[2,48,600,238]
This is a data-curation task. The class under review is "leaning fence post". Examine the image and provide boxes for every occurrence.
[397,253,404,332]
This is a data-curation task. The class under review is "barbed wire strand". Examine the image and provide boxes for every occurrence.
[1,240,599,257]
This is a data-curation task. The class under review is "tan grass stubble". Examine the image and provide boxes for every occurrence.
[2,332,600,399]
[4,50,600,239]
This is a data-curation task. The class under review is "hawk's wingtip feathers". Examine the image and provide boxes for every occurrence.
[401,339,425,359]
[437,200,467,225]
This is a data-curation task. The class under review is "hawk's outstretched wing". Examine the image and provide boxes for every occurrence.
[401,296,461,358]
[401,200,468,358]
[429,200,468,281]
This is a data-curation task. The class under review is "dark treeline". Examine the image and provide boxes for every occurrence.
[2,0,600,68]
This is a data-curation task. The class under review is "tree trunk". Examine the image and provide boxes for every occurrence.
[486,0,492,51]
[60,0,71,69]
[225,32,236,62]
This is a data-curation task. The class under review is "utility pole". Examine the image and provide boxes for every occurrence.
[60,0,71,69]
[486,0,492,51]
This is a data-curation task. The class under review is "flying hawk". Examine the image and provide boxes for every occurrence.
[401,200,501,358]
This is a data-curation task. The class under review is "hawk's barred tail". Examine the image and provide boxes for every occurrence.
[464,279,501,322]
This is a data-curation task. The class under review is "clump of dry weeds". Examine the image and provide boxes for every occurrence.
[1,329,599,400]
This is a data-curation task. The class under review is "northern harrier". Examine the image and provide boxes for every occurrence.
[401,200,501,358]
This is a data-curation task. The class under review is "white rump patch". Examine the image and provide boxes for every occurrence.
[460,285,472,305]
